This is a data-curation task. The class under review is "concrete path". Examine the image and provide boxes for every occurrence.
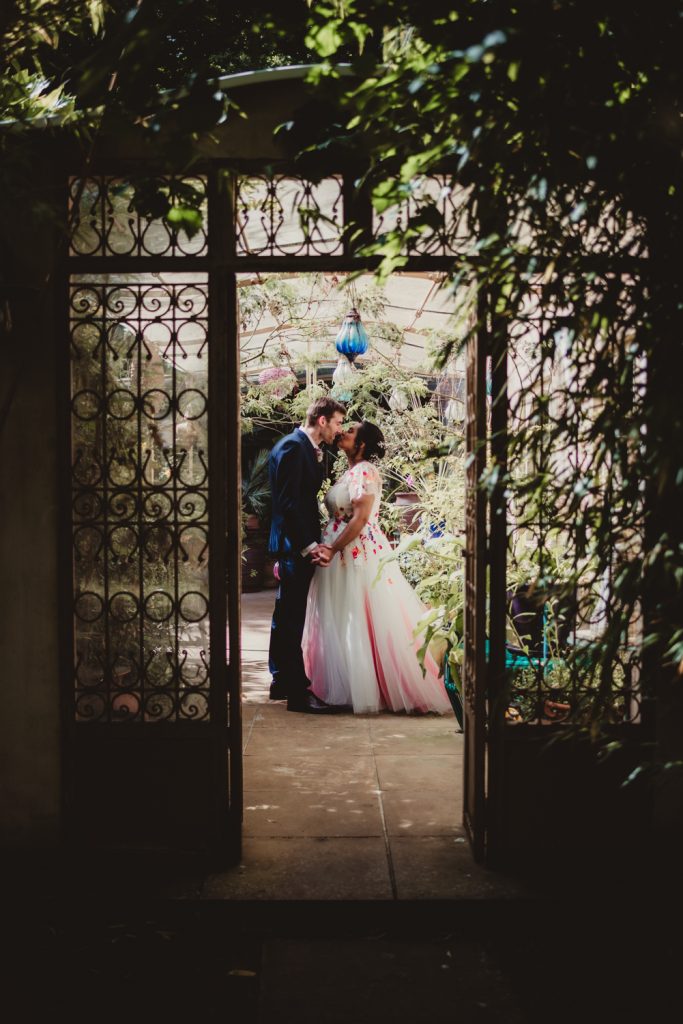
[201,592,525,900]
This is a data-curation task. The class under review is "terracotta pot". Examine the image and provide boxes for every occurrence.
[394,491,420,532]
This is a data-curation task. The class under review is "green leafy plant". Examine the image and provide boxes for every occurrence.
[300,2,683,760]
[241,449,271,522]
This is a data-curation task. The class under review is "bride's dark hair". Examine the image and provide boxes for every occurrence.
[355,421,386,461]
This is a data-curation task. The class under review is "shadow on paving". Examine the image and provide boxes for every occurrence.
[5,898,680,1024]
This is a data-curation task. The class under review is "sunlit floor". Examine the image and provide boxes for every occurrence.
[201,592,524,899]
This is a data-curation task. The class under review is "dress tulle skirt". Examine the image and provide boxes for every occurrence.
[302,523,452,715]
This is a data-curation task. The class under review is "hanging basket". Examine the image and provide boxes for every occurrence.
[394,491,421,532]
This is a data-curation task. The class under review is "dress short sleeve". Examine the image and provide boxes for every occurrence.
[347,462,382,502]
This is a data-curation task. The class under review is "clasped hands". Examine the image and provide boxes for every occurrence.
[310,543,335,566]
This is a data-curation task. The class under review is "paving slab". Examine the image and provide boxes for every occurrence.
[241,665,272,703]
[241,655,271,670]
[381,789,463,837]
[236,594,527,901]
[243,789,384,838]
[201,837,393,900]
[243,752,378,790]
[368,711,460,733]
[391,837,529,900]
[247,705,371,734]
[245,723,374,758]
[242,749,384,841]
[368,716,463,756]
[374,753,463,791]
[242,702,260,725]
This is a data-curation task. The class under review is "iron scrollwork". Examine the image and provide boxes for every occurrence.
[235,175,344,257]
[373,175,471,257]
[503,281,643,726]
[69,274,211,722]
[69,177,208,258]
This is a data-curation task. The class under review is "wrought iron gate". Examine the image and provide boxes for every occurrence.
[60,166,492,859]
[61,172,240,856]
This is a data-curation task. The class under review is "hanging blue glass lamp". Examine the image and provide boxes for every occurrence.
[336,307,369,361]
[332,306,369,400]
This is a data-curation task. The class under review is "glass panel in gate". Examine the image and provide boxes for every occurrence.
[69,177,208,258]
[235,176,344,256]
[503,277,644,727]
[372,174,472,257]
[69,272,211,723]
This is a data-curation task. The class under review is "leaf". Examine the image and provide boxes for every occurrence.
[621,765,647,789]
[88,1,106,35]
[167,205,203,238]
[349,20,373,54]
[307,22,344,58]
[507,61,520,82]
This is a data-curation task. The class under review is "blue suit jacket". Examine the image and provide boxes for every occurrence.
[268,429,324,556]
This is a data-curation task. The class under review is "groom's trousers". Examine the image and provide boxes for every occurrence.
[268,554,315,701]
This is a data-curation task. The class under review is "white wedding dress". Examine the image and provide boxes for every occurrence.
[302,461,452,714]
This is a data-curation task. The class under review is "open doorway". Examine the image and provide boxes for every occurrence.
[60,168,492,873]
[225,270,481,900]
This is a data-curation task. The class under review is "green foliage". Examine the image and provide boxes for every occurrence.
[298,0,683,748]
[0,2,313,256]
[242,449,271,520]
[4,0,681,756]
[239,271,467,599]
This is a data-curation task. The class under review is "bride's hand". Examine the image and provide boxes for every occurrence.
[311,543,334,566]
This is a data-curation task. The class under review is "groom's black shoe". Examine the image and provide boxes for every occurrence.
[287,692,336,714]
[269,680,289,701]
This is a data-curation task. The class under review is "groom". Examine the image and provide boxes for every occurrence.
[267,396,346,712]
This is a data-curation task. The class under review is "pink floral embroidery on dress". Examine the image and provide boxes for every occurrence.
[351,547,360,559]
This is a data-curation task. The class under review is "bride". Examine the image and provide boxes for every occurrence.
[302,420,452,715]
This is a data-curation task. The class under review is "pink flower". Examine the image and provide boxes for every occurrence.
[258,366,292,384]
[351,547,359,560]
[257,366,296,398]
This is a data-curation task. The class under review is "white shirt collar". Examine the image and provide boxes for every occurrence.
[298,426,323,460]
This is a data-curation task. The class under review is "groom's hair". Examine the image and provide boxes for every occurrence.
[306,397,346,425]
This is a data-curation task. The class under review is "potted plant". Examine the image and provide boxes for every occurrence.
[504,539,580,722]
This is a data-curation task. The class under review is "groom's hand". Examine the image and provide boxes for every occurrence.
[310,543,334,566]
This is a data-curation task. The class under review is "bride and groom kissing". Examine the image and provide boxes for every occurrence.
[267,396,452,716]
